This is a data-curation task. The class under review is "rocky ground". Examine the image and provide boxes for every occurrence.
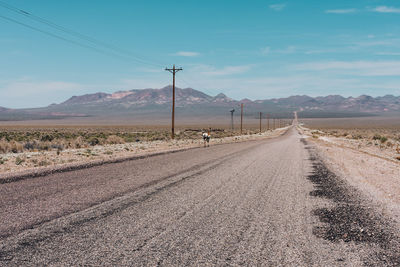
[299,125,400,228]
[0,127,288,180]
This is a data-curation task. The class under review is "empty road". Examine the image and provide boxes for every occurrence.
[1,127,399,266]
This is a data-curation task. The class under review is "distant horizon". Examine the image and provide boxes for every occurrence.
[2,85,400,109]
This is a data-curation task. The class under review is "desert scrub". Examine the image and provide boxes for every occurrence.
[15,156,24,165]
[352,134,363,140]
[0,139,9,153]
[0,140,23,153]
[105,135,125,144]
[372,134,382,140]
[38,160,50,167]
[73,136,85,148]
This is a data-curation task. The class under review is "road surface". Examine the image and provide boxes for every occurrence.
[1,127,399,266]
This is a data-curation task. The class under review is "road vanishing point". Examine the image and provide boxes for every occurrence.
[1,127,400,266]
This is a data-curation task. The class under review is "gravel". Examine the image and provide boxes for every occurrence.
[304,138,400,266]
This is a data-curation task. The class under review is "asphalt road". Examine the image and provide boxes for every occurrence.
[1,127,399,266]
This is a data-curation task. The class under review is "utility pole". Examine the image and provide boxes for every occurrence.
[240,103,244,135]
[165,65,182,139]
[230,109,235,131]
[259,112,262,134]
[267,113,269,130]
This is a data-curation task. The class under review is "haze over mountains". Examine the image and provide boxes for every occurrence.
[0,86,399,120]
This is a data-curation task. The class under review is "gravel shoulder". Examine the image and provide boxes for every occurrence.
[299,126,400,228]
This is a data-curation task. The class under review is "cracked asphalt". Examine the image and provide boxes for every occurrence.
[1,127,399,266]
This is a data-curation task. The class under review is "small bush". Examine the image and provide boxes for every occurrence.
[0,139,9,153]
[39,160,50,167]
[15,156,24,165]
[73,136,85,148]
[105,135,125,144]
[372,134,382,140]
[24,141,37,150]
[10,141,23,153]
[51,143,64,151]
[40,134,54,142]
[88,137,101,146]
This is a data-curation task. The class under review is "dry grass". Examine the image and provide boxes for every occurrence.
[301,116,400,159]
[0,121,290,154]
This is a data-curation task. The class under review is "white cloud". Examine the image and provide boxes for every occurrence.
[353,40,393,47]
[205,66,251,76]
[260,46,271,55]
[188,64,251,76]
[295,61,400,76]
[375,52,400,56]
[276,46,296,54]
[173,51,200,57]
[259,46,295,55]
[304,49,333,55]
[325,9,357,14]
[269,4,286,11]
[373,6,400,13]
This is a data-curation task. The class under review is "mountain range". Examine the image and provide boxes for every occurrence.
[0,86,399,120]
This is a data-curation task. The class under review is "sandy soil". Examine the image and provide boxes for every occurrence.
[0,127,289,179]
[299,125,400,225]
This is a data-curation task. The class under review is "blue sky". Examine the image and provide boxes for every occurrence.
[1,0,400,108]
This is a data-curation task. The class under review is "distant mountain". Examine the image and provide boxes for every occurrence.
[1,86,399,120]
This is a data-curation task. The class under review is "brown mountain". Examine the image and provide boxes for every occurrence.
[0,86,399,120]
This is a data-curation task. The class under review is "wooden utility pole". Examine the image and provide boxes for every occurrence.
[240,103,244,134]
[230,109,235,131]
[165,65,182,139]
[267,113,269,130]
[259,112,262,134]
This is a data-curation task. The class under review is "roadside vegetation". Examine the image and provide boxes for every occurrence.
[301,117,400,161]
[0,124,287,174]
[0,126,268,154]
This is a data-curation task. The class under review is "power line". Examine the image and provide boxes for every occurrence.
[0,14,124,57]
[0,2,222,93]
[0,1,165,67]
